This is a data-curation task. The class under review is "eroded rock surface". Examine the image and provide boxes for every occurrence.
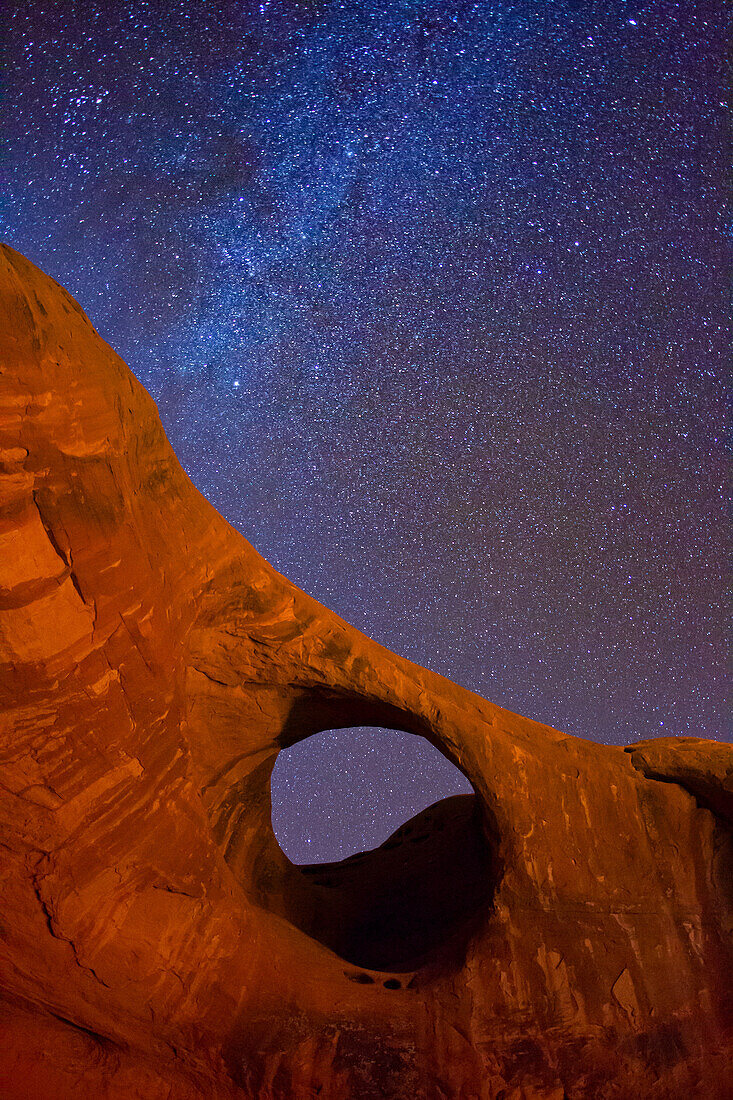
[0,243,731,1098]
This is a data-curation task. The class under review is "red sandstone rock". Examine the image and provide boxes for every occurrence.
[0,243,731,1098]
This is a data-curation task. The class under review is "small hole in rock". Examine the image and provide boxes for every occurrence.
[383,979,401,990]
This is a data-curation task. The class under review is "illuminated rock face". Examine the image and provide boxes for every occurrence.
[0,242,731,1099]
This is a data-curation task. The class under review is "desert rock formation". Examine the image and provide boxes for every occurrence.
[0,244,731,1098]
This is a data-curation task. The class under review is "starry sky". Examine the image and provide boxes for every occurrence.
[6,1,727,861]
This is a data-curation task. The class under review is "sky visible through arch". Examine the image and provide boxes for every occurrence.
[271,727,474,864]
[6,1,727,857]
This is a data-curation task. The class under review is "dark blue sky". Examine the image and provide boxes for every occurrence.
[6,1,727,860]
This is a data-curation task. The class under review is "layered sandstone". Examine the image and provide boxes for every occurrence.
[0,244,730,1099]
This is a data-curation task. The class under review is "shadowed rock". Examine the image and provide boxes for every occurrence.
[0,244,731,1098]
[278,794,497,971]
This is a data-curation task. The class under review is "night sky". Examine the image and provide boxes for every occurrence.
[6,1,727,862]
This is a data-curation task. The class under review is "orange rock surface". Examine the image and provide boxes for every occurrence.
[0,243,731,1098]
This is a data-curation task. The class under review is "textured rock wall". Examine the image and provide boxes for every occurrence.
[0,244,731,1098]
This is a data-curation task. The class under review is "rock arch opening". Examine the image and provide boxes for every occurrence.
[266,726,500,972]
[271,725,474,864]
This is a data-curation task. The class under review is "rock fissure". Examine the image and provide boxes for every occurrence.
[30,877,111,990]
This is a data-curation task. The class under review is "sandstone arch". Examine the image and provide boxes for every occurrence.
[0,244,730,1098]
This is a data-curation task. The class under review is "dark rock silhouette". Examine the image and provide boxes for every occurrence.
[0,244,730,1098]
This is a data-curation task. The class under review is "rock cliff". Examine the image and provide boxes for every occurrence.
[0,244,730,1098]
